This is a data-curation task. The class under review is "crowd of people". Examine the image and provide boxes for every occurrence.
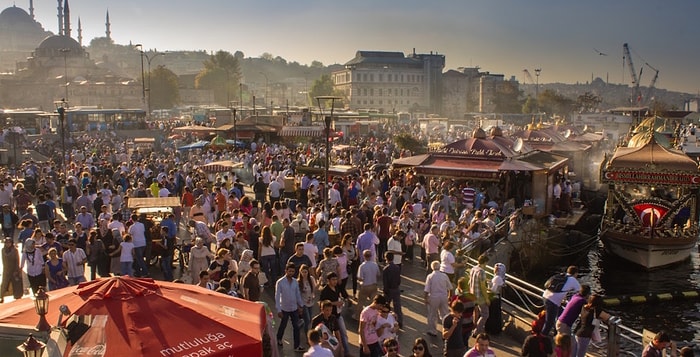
[0,126,692,357]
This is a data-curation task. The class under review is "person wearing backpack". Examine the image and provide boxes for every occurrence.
[541,266,581,336]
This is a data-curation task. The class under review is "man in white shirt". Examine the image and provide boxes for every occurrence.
[303,329,332,357]
[128,214,149,277]
[355,250,380,320]
[386,232,404,267]
[63,238,87,285]
[424,260,452,336]
[541,265,581,336]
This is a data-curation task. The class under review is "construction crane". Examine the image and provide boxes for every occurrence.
[644,62,659,103]
[623,43,643,103]
[523,69,535,85]
[623,43,660,105]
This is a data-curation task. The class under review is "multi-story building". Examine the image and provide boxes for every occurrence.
[442,67,518,119]
[332,50,445,114]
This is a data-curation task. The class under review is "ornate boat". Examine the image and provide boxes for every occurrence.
[600,128,700,269]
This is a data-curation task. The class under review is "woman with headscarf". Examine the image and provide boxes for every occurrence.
[188,237,214,284]
[21,238,46,294]
[486,262,506,335]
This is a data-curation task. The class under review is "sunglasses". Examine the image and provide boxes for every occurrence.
[413,346,424,351]
[386,347,398,353]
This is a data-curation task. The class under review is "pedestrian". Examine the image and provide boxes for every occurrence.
[557,285,591,336]
[356,249,380,320]
[382,252,403,328]
[110,234,135,277]
[574,294,610,357]
[304,329,333,357]
[241,259,261,301]
[382,337,401,357]
[86,231,106,280]
[424,260,452,337]
[188,238,214,284]
[452,276,476,348]
[422,225,440,269]
[20,238,46,294]
[62,238,87,285]
[275,262,305,352]
[298,264,317,339]
[44,247,68,291]
[442,300,468,357]
[311,300,342,355]
[359,294,387,357]
[128,214,148,277]
[464,333,496,357]
[468,254,490,337]
[485,262,506,335]
[521,317,554,357]
[1,237,23,302]
[318,271,351,356]
[554,334,573,357]
[542,266,581,336]
[410,338,433,357]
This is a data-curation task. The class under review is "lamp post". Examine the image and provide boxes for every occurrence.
[54,99,68,177]
[315,95,342,216]
[33,287,50,332]
[259,72,269,110]
[16,334,46,357]
[135,44,164,119]
[534,68,542,114]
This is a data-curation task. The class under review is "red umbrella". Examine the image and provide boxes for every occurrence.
[0,277,266,356]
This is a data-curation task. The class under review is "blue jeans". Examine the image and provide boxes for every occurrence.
[161,254,174,282]
[542,298,560,336]
[279,250,290,273]
[260,254,278,285]
[121,261,133,276]
[133,246,148,277]
[385,288,403,326]
[359,341,382,357]
[574,336,591,357]
[337,315,350,354]
[276,310,301,349]
[300,305,312,333]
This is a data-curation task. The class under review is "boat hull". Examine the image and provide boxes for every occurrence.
[601,231,697,269]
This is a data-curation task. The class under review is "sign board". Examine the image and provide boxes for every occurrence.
[602,171,700,186]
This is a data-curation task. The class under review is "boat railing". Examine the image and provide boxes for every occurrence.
[602,217,698,239]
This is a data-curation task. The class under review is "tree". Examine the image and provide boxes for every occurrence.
[310,60,324,68]
[260,52,274,61]
[309,74,344,108]
[194,50,241,106]
[522,95,537,114]
[394,133,427,154]
[576,92,602,113]
[538,89,575,116]
[493,81,523,113]
[149,66,180,110]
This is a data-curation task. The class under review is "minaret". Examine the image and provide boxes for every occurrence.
[29,0,34,19]
[77,17,83,46]
[63,0,71,37]
[105,10,111,40]
[57,0,63,35]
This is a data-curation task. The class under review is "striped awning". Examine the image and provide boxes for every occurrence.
[201,160,244,173]
[278,126,327,137]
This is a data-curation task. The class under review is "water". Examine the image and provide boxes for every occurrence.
[538,240,700,347]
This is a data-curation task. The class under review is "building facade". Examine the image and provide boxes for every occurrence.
[332,50,445,114]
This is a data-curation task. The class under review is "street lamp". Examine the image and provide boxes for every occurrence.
[259,72,269,110]
[33,287,51,332]
[534,68,542,114]
[315,95,342,216]
[135,44,164,119]
[16,334,46,357]
[54,99,68,178]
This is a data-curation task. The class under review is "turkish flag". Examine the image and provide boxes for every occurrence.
[633,203,668,227]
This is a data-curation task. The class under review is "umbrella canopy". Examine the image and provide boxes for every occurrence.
[201,160,244,173]
[0,277,265,356]
[176,140,209,151]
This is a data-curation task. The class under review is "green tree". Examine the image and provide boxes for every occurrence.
[522,95,537,114]
[149,65,180,110]
[493,81,523,113]
[394,133,427,154]
[538,89,575,116]
[309,74,344,108]
[195,50,241,106]
[576,92,602,113]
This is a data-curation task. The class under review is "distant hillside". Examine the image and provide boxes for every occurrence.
[521,77,696,111]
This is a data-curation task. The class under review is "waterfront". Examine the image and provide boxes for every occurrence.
[535,239,700,347]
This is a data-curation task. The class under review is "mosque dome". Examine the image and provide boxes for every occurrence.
[35,35,84,57]
[0,6,33,25]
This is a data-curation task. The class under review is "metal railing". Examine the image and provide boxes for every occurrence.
[462,255,647,356]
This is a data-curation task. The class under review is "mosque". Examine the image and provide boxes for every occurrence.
[0,0,142,110]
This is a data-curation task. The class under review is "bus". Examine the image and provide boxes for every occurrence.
[65,108,147,131]
[1,109,52,135]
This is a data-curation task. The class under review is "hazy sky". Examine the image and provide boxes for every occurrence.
[8,0,700,94]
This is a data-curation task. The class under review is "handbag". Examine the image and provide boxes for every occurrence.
[591,318,602,342]
[257,272,268,285]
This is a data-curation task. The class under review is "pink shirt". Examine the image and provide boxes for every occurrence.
[359,306,380,345]
[423,233,440,254]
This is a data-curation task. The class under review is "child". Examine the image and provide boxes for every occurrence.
[110,234,135,276]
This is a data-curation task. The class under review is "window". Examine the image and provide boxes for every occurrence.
[388,75,392,82]
[378,89,383,96]
[370,74,374,82]
[378,74,383,81]
[370,88,374,96]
